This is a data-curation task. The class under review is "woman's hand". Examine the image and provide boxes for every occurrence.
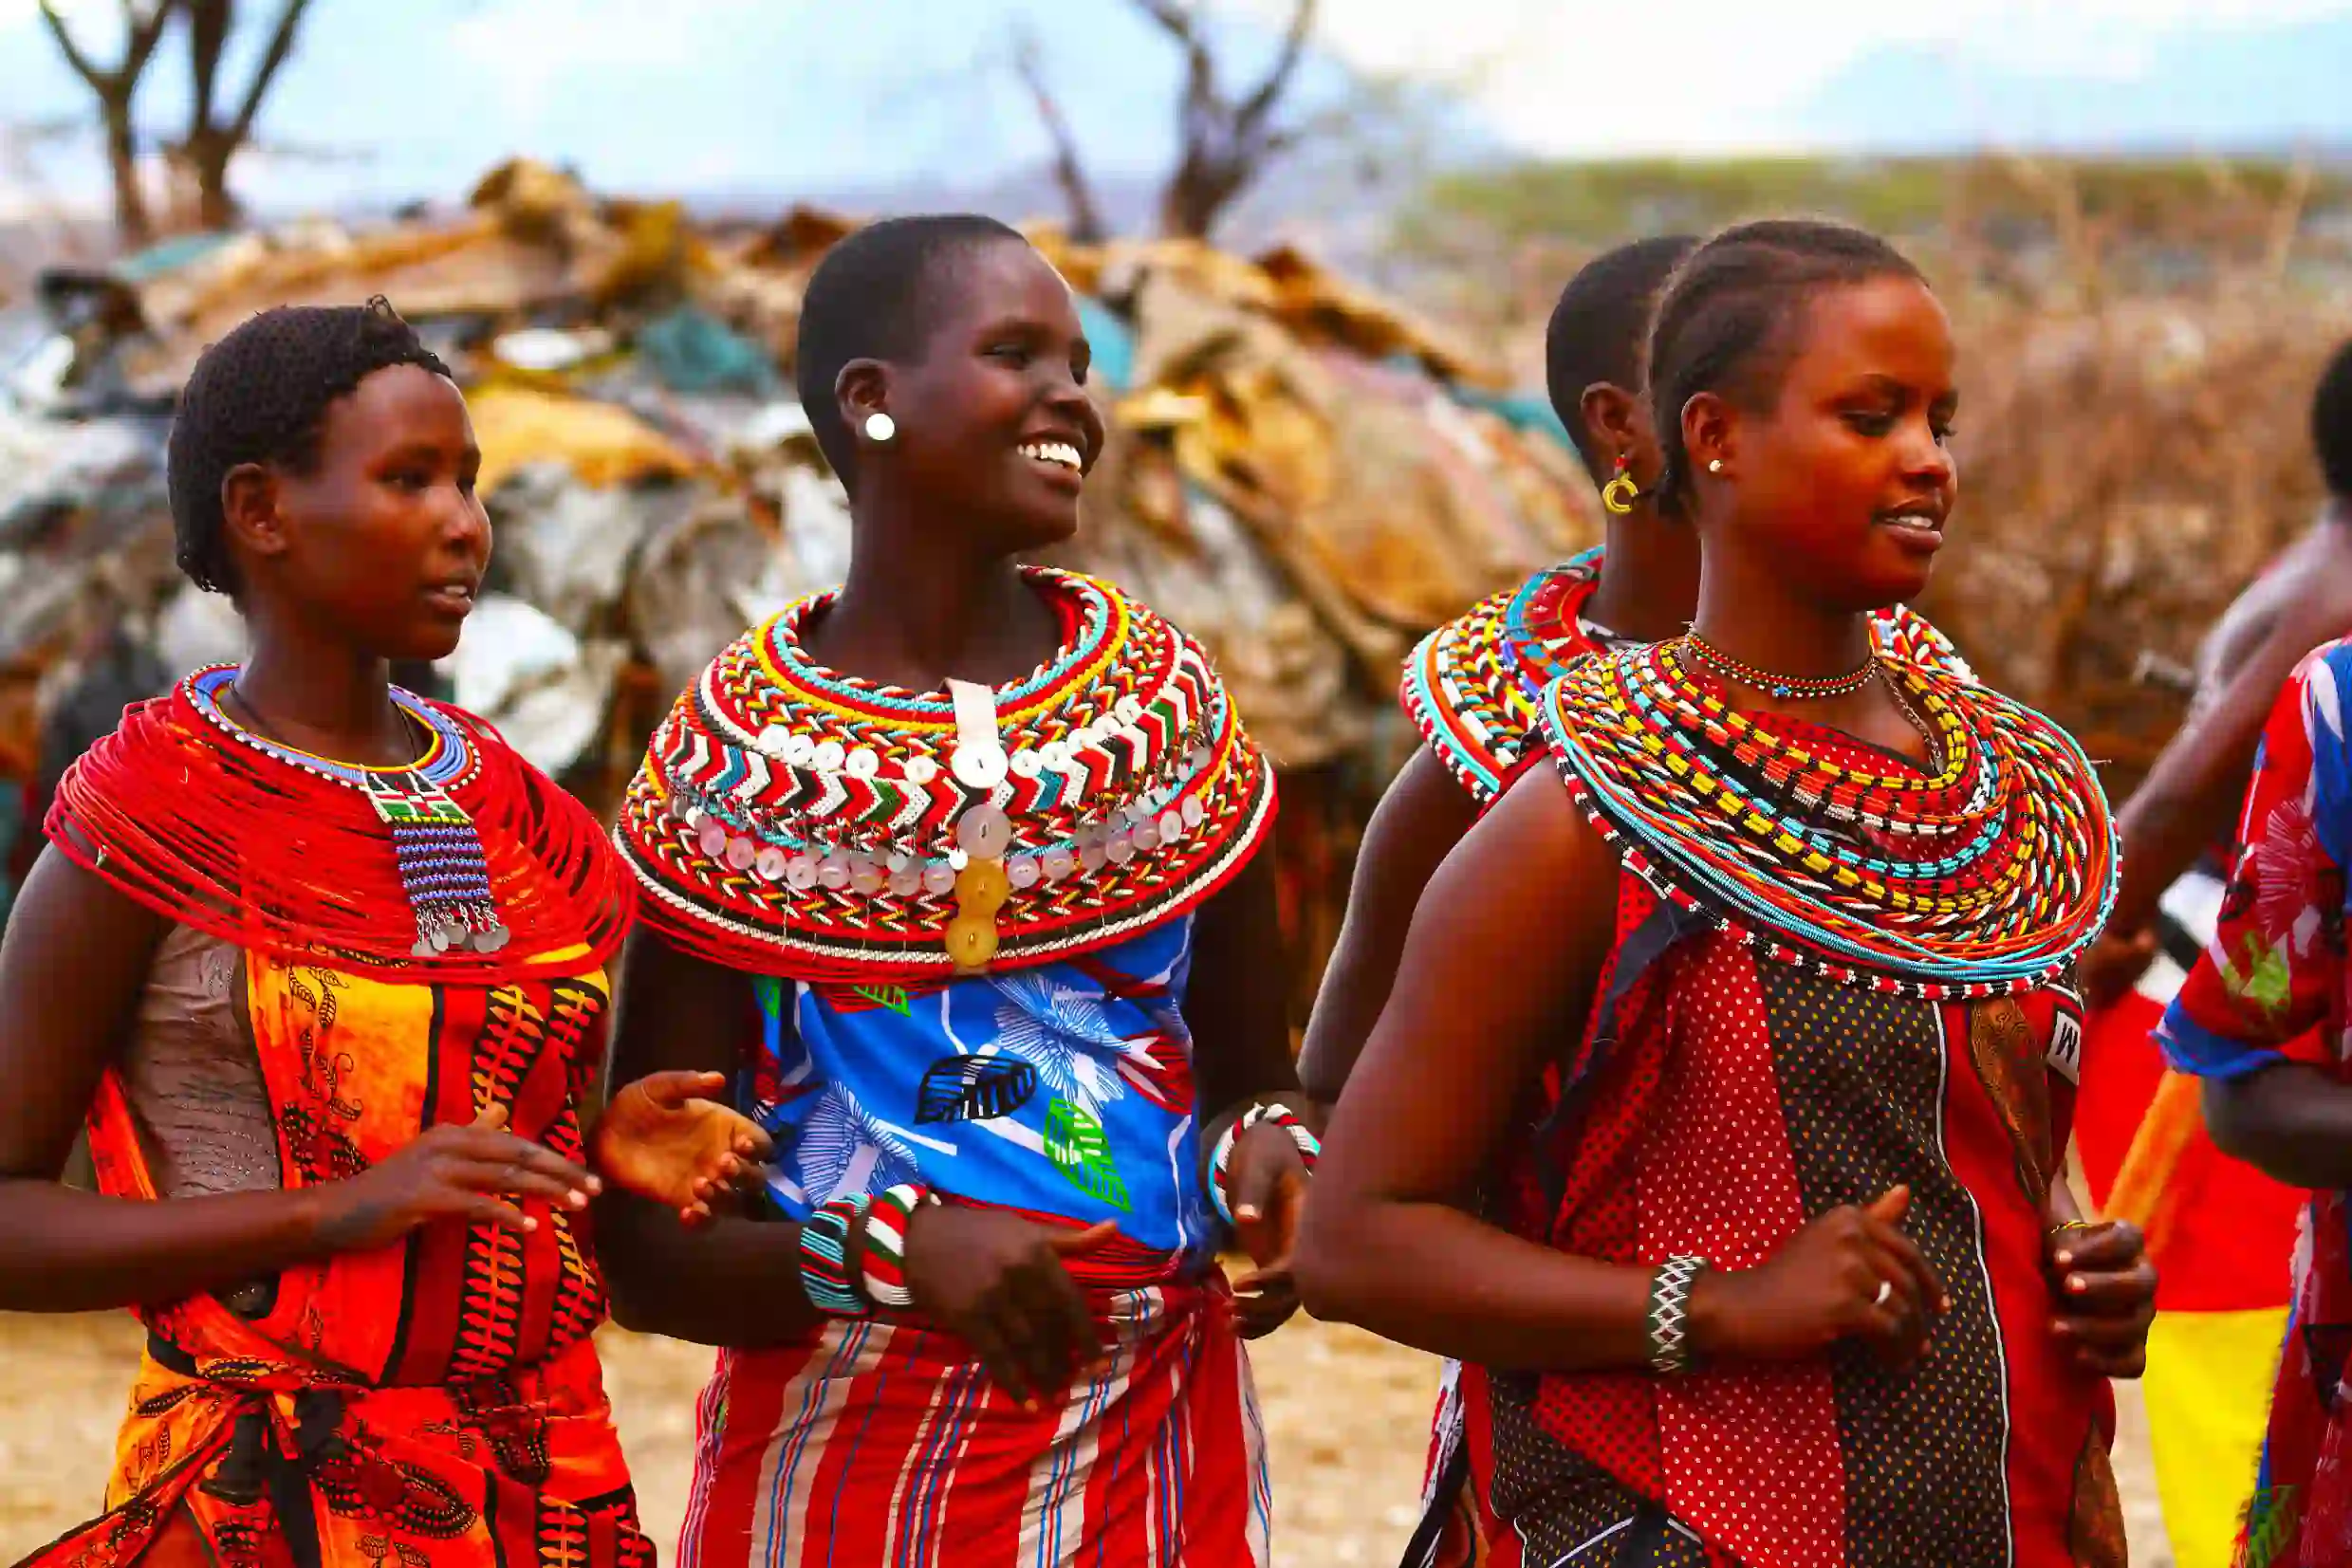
[592,1070,773,1227]
[1690,1187,1949,1370]
[2046,1219,2158,1377]
[313,1104,600,1251]
[903,1206,1116,1409]
[1224,1116,1312,1339]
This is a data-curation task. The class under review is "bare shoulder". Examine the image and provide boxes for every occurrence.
[1383,746,1480,834]
[0,845,170,1176]
[1416,763,1616,953]
[2,843,167,975]
[1356,747,1480,879]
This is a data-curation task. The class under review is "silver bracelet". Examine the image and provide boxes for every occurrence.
[1647,1256,1708,1375]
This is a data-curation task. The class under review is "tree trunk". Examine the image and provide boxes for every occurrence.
[190,131,237,231]
[1157,157,1243,240]
[101,98,150,248]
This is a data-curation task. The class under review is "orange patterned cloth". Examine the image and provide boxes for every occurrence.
[16,951,651,1568]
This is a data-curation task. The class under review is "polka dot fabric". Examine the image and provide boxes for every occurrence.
[1757,962,2009,1568]
[1485,1373,1734,1567]
[1475,741,2118,1564]
[1645,942,1847,1568]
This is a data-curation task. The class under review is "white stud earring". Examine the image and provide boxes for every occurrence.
[1707,458,1724,474]
[863,412,896,443]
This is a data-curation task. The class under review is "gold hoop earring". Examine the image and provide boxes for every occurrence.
[1601,453,1639,515]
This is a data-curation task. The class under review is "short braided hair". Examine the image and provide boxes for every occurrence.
[167,296,451,596]
[2313,336,2352,499]
[1544,234,1698,481]
[793,213,1029,490]
[1646,220,1924,511]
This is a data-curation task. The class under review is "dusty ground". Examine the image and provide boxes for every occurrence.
[0,1310,2170,1565]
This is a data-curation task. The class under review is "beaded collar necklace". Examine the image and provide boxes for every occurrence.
[1403,549,1620,803]
[1543,640,2114,998]
[185,666,509,956]
[620,568,1274,983]
[1682,631,1878,700]
[1404,550,1975,808]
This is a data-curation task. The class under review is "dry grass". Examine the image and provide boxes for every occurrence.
[0,1310,2168,1565]
[1916,285,2352,791]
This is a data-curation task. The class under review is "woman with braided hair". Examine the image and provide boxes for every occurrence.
[1295,221,2157,1567]
[597,215,1306,1565]
[0,299,767,1567]
[1299,235,1974,1568]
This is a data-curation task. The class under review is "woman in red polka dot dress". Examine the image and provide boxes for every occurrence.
[1294,219,2158,1568]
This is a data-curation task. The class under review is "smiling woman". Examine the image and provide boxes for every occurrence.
[597,216,1307,1567]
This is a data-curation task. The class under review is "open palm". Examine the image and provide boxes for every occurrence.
[593,1070,772,1227]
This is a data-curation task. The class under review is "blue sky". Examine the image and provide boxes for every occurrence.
[2,0,2349,219]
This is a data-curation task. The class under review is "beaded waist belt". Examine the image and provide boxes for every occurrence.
[620,569,1275,983]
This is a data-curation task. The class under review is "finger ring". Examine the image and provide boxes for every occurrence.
[1874,1279,1894,1307]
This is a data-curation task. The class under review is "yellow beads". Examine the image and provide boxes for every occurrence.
[955,858,1010,915]
[947,858,1012,973]
[944,913,999,972]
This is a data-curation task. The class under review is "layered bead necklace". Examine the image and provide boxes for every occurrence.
[1543,639,2115,997]
[620,568,1274,984]
[1404,551,1978,811]
[189,666,510,956]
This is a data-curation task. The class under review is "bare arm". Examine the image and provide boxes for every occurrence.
[1292,771,1663,1369]
[592,928,829,1347]
[0,847,330,1310]
[2204,1065,2352,1190]
[2107,581,2352,939]
[1295,748,1476,1109]
[0,847,594,1310]
[2160,643,2352,1188]
[1186,846,1301,1138]
[1294,769,1938,1374]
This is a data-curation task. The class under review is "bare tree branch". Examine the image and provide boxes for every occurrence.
[36,1,175,244]
[1123,0,1332,237]
[1011,26,1108,245]
[124,2,173,77]
[1235,0,1317,131]
[227,0,313,149]
[37,1,106,88]
[38,1,172,91]
[185,0,227,134]
[174,0,319,229]
[1129,0,1199,44]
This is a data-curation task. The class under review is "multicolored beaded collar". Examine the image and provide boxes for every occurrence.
[1402,548,1976,806]
[620,568,1276,984]
[1541,640,2115,999]
[184,666,509,956]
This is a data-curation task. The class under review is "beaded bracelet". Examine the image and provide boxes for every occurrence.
[1209,1101,1322,1227]
[1646,1256,1709,1375]
[861,1183,934,1311]
[798,1193,875,1319]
